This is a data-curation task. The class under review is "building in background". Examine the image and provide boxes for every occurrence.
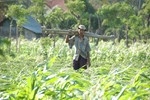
[0,0,67,39]
[0,16,42,40]
[46,0,67,11]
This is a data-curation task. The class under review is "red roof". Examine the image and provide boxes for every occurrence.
[46,0,67,11]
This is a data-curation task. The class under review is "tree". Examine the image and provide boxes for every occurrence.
[65,0,95,28]
[28,0,45,25]
[126,15,143,39]
[65,0,86,24]
[6,5,28,52]
[0,37,11,59]
[97,2,139,46]
[0,0,16,22]
[7,5,28,26]
[83,0,95,14]
[140,0,150,27]
[139,0,150,41]
[59,12,77,29]
[45,7,64,28]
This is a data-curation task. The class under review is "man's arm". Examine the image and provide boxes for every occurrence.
[86,39,91,67]
[65,35,70,43]
[87,52,91,67]
[65,35,75,49]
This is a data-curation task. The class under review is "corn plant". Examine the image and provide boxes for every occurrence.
[0,38,150,100]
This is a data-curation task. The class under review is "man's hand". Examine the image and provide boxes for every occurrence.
[87,52,91,67]
[65,35,70,43]
[87,59,91,67]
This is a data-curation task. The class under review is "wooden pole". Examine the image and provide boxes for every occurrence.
[43,29,116,40]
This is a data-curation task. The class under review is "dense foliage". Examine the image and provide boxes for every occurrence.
[2,0,149,41]
[0,38,149,99]
[0,0,150,99]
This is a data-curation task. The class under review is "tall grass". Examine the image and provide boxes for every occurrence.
[0,38,149,100]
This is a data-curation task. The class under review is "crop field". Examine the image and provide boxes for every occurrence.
[0,37,150,100]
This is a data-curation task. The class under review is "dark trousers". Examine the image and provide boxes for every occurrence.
[73,55,87,70]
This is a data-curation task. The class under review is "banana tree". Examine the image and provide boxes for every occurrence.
[7,5,28,52]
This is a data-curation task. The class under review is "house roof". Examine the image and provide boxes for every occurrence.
[0,0,16,2]
[23,16,42,34]
[0,15,42,34]
[46,0,67,11]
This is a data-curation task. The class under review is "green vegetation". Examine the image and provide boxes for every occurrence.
[0,0,150,99]
[0,38,149,99]
[2,0,149,41]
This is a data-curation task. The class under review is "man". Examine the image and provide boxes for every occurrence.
[65,25,91,70]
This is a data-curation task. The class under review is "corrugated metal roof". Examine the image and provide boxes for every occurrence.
[0,0,16,2]
[23,16,42,34]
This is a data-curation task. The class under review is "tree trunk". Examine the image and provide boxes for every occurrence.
[88,14,91,31]
[53,36,55,48]
[138,0,141,10]
[97,14,100,29]
[9,20,12,53]
[125,26,129,47]
[9,20,12,39]
[147,14,150,27]
[16,26,19,52]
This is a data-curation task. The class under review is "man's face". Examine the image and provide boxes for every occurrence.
[78,28,85,35]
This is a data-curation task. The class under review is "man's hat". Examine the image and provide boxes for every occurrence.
[78,25,86,31]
